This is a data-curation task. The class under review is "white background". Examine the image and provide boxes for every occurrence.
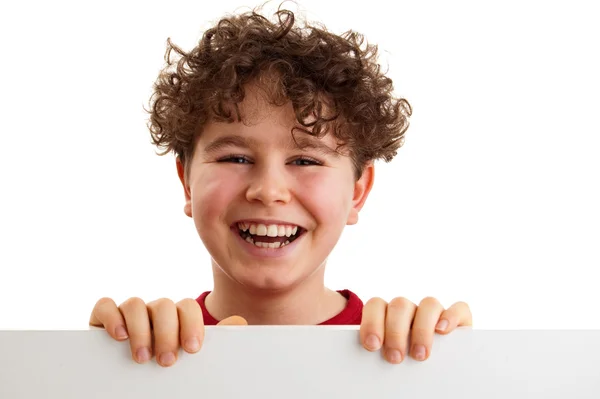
[0,0,598,330]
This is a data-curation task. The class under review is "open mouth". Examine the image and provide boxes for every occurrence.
[235,222,306,249]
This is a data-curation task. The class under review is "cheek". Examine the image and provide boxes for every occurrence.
[190,167,244,223]
[295,169,354,221]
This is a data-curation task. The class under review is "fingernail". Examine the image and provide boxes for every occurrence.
[115,325,128,339]
[412,344,426,361]
[159,352,176,367]
[136,347,151,363]
[436,319,449,332]
[387,349,402,364]
[365,335,381,350]
[185,337,200,352]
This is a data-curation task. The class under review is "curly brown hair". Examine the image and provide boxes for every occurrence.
[147,4,412,180]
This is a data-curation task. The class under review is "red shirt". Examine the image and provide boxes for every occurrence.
[196,289,363,325]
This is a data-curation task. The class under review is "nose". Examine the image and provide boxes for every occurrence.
[245,162,292,206]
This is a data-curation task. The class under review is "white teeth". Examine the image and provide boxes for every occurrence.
[250,241,283,249]
[267,225,278,237]
[239,222,300,237]
[238,221,302,249]
[256,224,268,236]
[243,235,291,248]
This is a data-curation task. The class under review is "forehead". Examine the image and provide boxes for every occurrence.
[197,84,345,154]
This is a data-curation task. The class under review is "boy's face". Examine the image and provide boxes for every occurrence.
[177,84,374,292]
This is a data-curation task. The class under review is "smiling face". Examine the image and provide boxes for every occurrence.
[177,84,374,293]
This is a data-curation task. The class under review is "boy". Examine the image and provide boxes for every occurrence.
[90,5,472,367]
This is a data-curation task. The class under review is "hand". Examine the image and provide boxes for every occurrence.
[359,296,472,364]
[89,297,247,367]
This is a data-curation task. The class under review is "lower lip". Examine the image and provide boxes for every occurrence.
[231,227,304,258]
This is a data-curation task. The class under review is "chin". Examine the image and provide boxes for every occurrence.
[229,264,311,294]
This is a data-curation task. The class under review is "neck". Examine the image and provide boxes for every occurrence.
[204,260,347,325]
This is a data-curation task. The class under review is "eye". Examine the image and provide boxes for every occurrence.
[217,155,252,164]
[290,157,322,166]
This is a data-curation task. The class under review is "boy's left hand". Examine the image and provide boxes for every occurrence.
[359,296,472,364]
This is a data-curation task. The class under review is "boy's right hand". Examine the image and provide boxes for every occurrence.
[89,297,247,367]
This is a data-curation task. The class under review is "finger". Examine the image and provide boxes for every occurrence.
[435,301,472,334]
[119,297,153,364]
[410,297,445,361]
[89,297,129,341]
[216,315,248,325]
[359,297,388,352]
[382,297,417,364]
[147,298,180,367]
[176,298,206,353]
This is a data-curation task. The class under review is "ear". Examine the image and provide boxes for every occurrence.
[176,157,193,218]
[346,162,375,225]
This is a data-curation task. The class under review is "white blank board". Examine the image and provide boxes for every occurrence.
[1,327,599,398]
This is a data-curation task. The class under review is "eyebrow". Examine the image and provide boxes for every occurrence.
[203,134,341,157]
[203,135,258,155]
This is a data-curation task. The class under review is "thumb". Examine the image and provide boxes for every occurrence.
[217,315,248,326]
